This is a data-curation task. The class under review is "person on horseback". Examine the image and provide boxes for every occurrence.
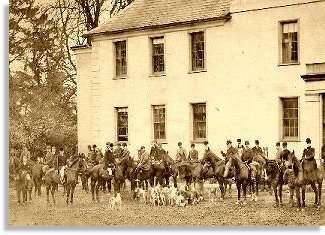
[176,142,187,163]
[87,145,92,161]
[58,148,68,184]
[136,146,151,179]
[275,142,282,162]
[235,139,244,158]
[104,142,115,169]
[279,142,290,161]
[90,144,99,165]
[252,140,264,157]
[202,141,222,174]
[18,155,32,177]
[222,140,237,178]
[188,143,198,162]
[149,140,158,161]
[301,138,317,170]
[119,143,130,162]
[113,142,123,159]
[241,141,256,178]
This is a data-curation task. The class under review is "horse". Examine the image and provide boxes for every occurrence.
[16,169,33,204]
[286,151,323,210]
[265,159,286,207]
[64,154,87,204]
[228,155,257,204]
[90,163,115,202]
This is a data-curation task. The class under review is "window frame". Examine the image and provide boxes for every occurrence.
[191,102,207,142]
[280,97,300,142]
[113,39,128,79]
[150,36,165,76]
[189,30,206,73]
[152,104,167,142]
[115,107,129,143]
[278,19,300,66]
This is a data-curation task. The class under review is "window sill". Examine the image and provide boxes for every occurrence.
[280,138,300,143]
[278,62,300,67]
[153,139,168,144]
[188,69,207,74]
[149,73,166,78]
[191,139,207,144]
[113,76,128,80]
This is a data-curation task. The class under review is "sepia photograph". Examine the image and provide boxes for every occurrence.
[7,0,325,227]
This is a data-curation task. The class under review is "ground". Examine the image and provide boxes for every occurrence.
[9,182,325,226]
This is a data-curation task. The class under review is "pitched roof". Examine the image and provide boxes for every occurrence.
[85,0,230,36]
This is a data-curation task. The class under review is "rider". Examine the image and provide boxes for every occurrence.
[188,143,199,162]
[113,142,123,160]
[301,138,317,170]
[104,142,115,169]
[222,140,237,178]
[149,140,159,161]
[19,155,32,176]
[91,144,99,165]
[275,142,282,163]
[175,142,187,163]
[119,143,130,163]
[202,141,222,174]
[252,140,264,156]
[136,146,151,179]
[58,147,67,184]
[87,145,92,161]
[279,142,290,161]
[241,141,256,177]
[235,138,244,158]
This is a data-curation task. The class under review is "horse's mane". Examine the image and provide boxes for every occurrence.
[289,153,301,177]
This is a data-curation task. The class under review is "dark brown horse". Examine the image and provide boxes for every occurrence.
[228,154,257,204]
[265,159,286,207]
[286,152,323,210]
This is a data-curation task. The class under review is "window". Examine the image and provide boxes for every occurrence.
[116,107,128,141]
[192,103,206,140]
[152,105,166,140]
[281,21,298,64]
[115,40,127,77]
[282,98,299,140]
[152,37,165,74]
[191,31,205,71]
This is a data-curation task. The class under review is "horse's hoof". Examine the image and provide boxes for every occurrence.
[297,208,301,211]
[254,197,258,202]
[235,201,240,205]
[301,208,305,212]
[243,201,247,205]
[219,197,224,201]
[273,203,279,208]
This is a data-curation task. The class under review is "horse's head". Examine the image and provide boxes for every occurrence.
[286,151,301,176]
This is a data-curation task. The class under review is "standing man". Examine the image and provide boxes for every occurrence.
[175,142,187,162]
[222,140,237,178]
[20,145,31,163]
[301,138,317,169]
[279,142,290,161]
[188,143,199,162]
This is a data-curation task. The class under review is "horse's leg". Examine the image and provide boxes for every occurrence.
[46,185,50,203]
[317,180,322,208]
[309,182,318,207]
[295,186,301,210]
[242,182,247,204]
[279,183,283,205]
[236,180,241,204]
[70,184,76,204]
[66,184,70,205]
[218,179,225,200]
[91,179,96,201]
[95,181,101,202]
[51,185,56,204]
[289,186,295,207]
[17,186,21,204]
[301,185,306,210]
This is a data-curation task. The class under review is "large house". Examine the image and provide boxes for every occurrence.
[73,0,325,161]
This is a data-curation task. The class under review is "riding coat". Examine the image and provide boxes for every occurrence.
[138,151,151,171]
[279,149,290,161]
[302,147,315,160]
[176,147,187,162]
[104,148,115,167]
[58,153,67,167]
[241,147,254,163]
[252,146,263,156]
[188,149,199,162]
